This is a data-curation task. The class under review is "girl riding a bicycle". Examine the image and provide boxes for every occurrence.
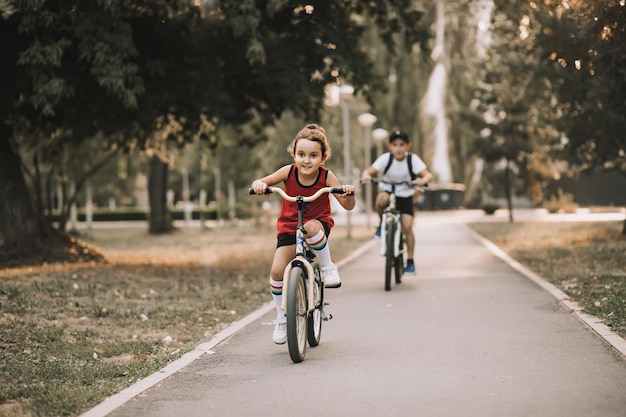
[360,130,432,276]
[251,123,355,344]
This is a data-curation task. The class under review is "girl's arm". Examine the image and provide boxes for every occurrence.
[326,170,356,211]
[251,165,291,194]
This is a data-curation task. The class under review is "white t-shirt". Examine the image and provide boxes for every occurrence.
[371,152,427,198]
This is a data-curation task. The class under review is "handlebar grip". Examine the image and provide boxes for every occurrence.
[249,188,273,195]
[331,187,354,196]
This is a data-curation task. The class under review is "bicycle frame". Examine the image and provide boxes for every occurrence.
[371,179,425,255]
[260,186,339,313]
[281,227,318,313]
[369,180,409,256]
[363,179,424,290]
[380,191,403,258]
[250,185,350,362]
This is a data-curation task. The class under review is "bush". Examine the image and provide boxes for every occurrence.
[544,189,578,214]
[481,202,501,215]
[51,207,218,222]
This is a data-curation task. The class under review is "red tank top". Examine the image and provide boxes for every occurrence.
[276,165,335,236]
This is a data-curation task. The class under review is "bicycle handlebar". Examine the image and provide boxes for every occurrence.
[361,179,428,192]
[249,186,354,202]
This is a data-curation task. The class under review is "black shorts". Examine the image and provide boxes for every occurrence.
[277,221,331,248]
[391,195,415,217]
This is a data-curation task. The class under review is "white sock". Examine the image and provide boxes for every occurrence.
[269,277,285,320]
[306,230,332,266]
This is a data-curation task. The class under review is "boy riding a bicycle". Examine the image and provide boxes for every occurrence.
[251,124,355,344]
[360,130,432,275]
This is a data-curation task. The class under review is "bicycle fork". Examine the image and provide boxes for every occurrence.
[380,212,388,256]
[281,257,331,321]
[379,212,402,258]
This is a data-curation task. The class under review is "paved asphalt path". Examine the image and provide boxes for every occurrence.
[87,211,626,417]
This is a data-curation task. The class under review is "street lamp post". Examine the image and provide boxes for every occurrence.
[372,128,389,158]
[339,85,354,238]
[358,113,377,229]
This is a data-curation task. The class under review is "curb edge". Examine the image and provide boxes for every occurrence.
[463,223,626,359]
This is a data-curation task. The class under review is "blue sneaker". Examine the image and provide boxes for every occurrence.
[403,260,416,276]
[374,225,381,238]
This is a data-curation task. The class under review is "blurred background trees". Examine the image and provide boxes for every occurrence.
[1,0,625,262]
[0,0,427,258]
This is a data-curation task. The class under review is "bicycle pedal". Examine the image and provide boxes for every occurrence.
[321,310,332,321]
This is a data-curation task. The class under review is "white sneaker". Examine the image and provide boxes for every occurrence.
[273,316,287,344]
[321,263,342,288]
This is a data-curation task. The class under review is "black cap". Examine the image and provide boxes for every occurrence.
[388,130,409,143]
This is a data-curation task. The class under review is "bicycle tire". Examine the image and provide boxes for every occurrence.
[394,231,404,284]
[307,267,322,347]
[385,219,396,291]
[286,266,307,363]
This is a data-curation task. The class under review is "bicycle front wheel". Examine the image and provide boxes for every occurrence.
[307,268,322,347]
[286,266,307,363]
[384,219,396,291]
[394,231,404,284]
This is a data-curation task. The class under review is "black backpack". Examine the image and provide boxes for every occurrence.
[383,153,417,181]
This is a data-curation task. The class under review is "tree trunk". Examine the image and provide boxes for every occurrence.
[622,213,626,235]
[0,130,108,267]
[505,160,514,223]
[0,134,48,245]
[148,155,174,234]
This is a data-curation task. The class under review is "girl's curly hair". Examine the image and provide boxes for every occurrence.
[287,123,332,162]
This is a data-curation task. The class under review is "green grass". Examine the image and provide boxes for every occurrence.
[468,221,626,338]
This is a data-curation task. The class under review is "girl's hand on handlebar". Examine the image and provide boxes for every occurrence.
[341,184,356,197]
[251,180,268,195]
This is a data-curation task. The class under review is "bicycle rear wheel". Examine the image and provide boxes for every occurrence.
[307,268,322,347]
[286,266,307,363]
[384,219,396,291]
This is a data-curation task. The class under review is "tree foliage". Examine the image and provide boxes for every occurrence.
[0,0,427,262]
[469,0,625,229]
[470,1,543,220]
[528,0,626,171]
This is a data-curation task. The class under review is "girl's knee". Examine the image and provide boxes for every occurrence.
[304,220,323,235]
[271,245,296,279]
[270,268,284,281]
